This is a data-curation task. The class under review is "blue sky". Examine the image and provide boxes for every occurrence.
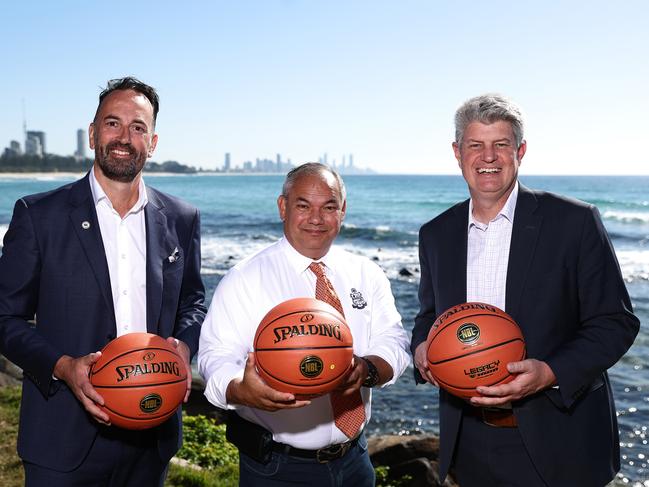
[1,1,647,175]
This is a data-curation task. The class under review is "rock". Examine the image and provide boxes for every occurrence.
[0,354,22,386]
[399,267,414,277]
[369,434,458,487]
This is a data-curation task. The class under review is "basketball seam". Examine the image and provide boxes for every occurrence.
[93,377,187,389]
[429,338,525,365]
[428,312,518,344]
[256,360,352,389]
[91,346,183,375]
[254,309,346,347]
[102,404,177,421]
[255,345,354,352]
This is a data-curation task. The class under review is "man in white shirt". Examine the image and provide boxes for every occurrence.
[0,77,206,486]
[199,163,410,486]
[411,94,639,486]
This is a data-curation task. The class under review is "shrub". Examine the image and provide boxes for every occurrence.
[176,414,239,469]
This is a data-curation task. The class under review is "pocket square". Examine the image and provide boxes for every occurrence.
[168,247,180,263]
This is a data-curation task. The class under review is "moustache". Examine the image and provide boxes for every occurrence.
[105,142,135,155]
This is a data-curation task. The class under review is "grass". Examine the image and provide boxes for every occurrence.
[0,386,24,487]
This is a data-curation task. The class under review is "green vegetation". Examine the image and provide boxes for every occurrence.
[175,414,239,469]
[0,389,412,486]
[0,153,197,173]
[0,386,24,487]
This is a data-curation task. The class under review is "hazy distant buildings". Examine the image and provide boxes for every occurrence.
[223,152,231,172]
[25,130,46,157]
[75,129,87,160]
[3,140,22,158]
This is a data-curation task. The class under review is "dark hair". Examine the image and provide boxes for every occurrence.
[94,77,160,125]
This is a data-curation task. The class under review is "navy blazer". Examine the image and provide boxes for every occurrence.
[411,184,639,486]
[0,174,206,471]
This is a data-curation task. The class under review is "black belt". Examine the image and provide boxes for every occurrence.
[272,435,360,463]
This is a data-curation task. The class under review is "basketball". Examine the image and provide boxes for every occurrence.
[254,297,354,398]
[426,302,526,399]
[90,332,188,430]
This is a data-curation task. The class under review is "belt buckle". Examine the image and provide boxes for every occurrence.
[481,408,500,428]
[316,442,351,463]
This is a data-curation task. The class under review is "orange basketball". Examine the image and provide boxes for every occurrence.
[254,298,354,398]
[90,332,187,430]
[426,302,526,399]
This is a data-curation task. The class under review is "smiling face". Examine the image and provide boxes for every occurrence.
[278,171,346,260]
[89,89,158,183]
[453,120,526,210]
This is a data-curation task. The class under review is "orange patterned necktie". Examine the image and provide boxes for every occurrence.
[309,262,365,439]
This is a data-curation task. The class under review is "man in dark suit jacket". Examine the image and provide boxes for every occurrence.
[0,77,206,486]
[411,94,639,486]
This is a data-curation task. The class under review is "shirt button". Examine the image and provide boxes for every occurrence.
[122,290,128,295]
[121,254,126,259]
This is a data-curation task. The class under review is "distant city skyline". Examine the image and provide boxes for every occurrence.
[1,2,647,175]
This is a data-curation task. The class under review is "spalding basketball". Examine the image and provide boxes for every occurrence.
[90,332,187,430]
[426,302,526,399]
[254,298,354,398]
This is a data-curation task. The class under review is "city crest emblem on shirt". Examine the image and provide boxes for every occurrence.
[350,288,367,309]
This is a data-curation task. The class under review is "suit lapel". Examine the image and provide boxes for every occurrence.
[68,174,116,325]
[506,184,542,318]
[449,201,469,306]
[145,188,168,335]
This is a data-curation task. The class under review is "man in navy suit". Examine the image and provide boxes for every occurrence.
[0,77,206,486]
[411,94,639,486]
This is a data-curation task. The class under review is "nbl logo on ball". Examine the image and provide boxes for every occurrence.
[456,322,480,344]
[300,355,324,378]
[139,393,163,413]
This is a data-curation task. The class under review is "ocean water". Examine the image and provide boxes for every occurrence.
[1,173,647,484]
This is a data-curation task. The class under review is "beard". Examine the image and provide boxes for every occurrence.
[95,140,147,183]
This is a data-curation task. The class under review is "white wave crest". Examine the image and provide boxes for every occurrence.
[616,250,649,282]
[0,224,8,247]
[602,210,649,224]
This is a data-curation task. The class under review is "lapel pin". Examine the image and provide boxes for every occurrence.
[81,221,91,230]
[168,247,179,263]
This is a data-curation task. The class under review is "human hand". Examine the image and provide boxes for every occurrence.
[167,337,192,403]
[226,353,311,412]
[53,353,110,425]
[335,355,367,396]
[414,342,439,386]
[470,359,557,406]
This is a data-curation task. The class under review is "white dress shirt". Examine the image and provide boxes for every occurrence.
[89,169,148,336]
[198,237,411,449]
[466,182,519,310]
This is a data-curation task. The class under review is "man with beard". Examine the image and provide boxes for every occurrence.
[0,77,206,486]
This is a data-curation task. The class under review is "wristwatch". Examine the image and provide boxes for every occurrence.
[361,357,380,388]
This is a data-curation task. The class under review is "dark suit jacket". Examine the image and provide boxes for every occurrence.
[0,173,206,471]
[411,184,639,486]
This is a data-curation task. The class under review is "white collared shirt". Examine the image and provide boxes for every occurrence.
[198,237,411,449]
[466,182,519,310]
[89,169,148,336]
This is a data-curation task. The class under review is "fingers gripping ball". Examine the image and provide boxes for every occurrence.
[90,332,187,429]
[254,298,354,398]
[426,302,526,399]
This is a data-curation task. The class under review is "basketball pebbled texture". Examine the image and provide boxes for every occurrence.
[254,298,354,398]
[426,302,526,399]
[90,332,187,430]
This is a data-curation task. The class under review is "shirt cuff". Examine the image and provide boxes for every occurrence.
[203,365,245,410]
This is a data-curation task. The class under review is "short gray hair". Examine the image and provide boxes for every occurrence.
[282,163,346,203]
[455,94,525,147]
